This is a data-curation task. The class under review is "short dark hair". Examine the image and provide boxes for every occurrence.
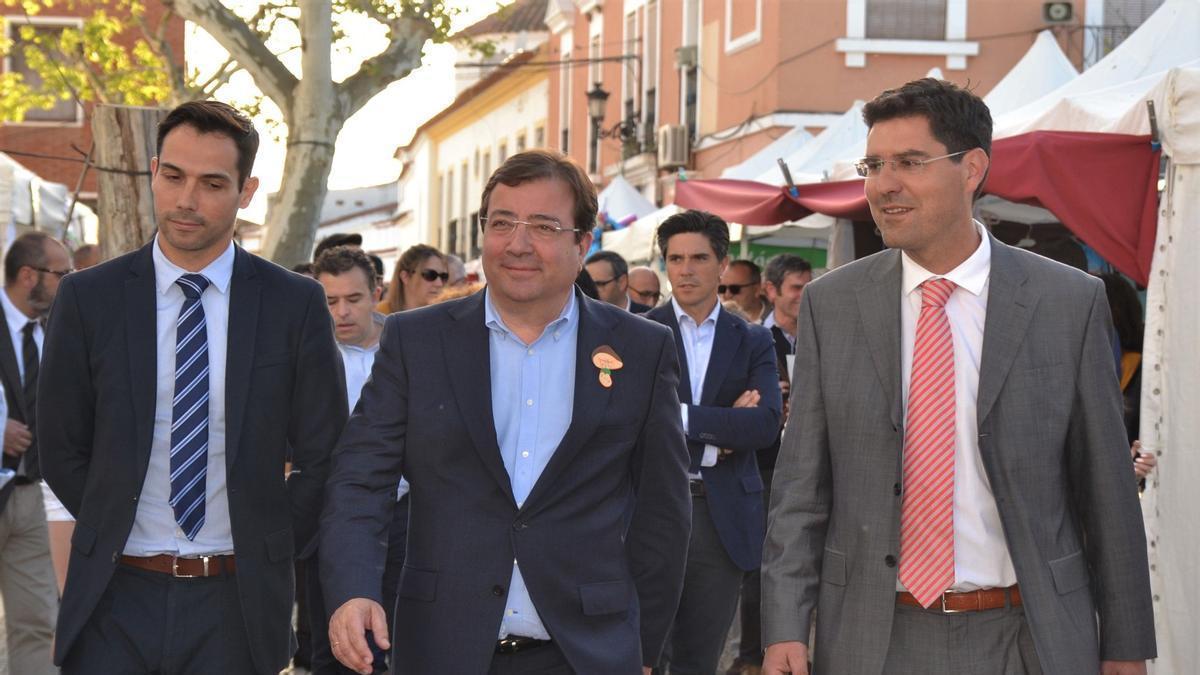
[727,259,761,283]
[764,254,813,288]
[313,232,363,261]
[655,210,730,260]
[585,250,629,280]
[4,231,53,284]
[312,245,378,292]
[366,253,385,280]
[291,262,314,276]
[862,78,993,160]
[479,149,597,240]
[157,100,259,189]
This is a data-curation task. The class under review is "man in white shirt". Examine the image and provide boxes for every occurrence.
[0,231,68,675]
[762,78,1154,675]
[311,245,409,674]
[644,210,781,674]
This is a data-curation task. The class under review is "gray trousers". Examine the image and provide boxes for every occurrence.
[882,602,1043,675]
[663,495,744,675]
[0,482,58,675]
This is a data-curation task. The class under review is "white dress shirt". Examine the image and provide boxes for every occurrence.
[338,315,409,500]
[1,288,42,476]
[899,223,1017,591]
[125,237,236,556]
[672,297,721,476]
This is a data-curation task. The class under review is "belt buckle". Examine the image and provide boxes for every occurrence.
[172,555,210,578]
[939,592,964,614]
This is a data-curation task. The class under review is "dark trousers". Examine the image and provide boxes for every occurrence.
[62,564,255,675]
[488,641,573,674]
[662,495,745,675]
[733,469,773,670]
[309,494,409,675]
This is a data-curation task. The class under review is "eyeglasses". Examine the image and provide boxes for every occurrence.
[480,215,583,241]
[419,269,449,283]
[854,150,971,178]
[591,276,620,288]
[631,288,661,303]
[32,266,73,278]
[718,283,756,295]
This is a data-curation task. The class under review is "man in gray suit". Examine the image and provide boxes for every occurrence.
[761,78,1155,675]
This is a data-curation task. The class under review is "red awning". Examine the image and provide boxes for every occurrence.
[674,131,1160,285]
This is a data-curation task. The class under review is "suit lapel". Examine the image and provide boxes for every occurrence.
[444,292,516,505]
[224,247,260,472]
[977,240,1036,426]
[855,250,904,428]
[700,308,741,406]
[523,295,616,512]
[124,245,158,474]
[0,301,25,420]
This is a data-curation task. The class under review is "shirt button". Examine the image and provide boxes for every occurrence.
[492,585,506,596]
[893,483,901,496]
[526,399,533,406]
[521,451,530,458]
[527,348,534,355]
[885,555,897,568]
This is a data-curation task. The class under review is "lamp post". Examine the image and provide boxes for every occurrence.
[586,82,610,174]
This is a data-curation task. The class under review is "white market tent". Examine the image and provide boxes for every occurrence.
[0,151,98,248]
[600,203,679,264]
[597,174,656,225]
[753,102,867,186]
[983,30,1079,117]
[720,125,814,180]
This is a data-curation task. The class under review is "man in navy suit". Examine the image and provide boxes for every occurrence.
[38,101,347,674]
[321,149,692,675]
[644,210,782,674]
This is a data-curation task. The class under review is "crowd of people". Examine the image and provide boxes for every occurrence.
[0,79,1160,675]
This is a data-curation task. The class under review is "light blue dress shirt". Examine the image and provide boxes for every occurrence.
[673,297,722,474]
[485,289,579,640]
[126,236,235,556]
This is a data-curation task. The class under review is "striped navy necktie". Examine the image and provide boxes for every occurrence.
[170,273,211,541]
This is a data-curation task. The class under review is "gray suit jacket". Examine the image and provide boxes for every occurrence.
[762,237,1156,674]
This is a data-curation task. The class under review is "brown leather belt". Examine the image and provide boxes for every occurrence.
[897,585,1021,613]
[119,554,236,578]
[495,636,552,654]
[689,479,707,498]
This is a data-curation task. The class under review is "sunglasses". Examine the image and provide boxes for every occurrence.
[419,269,449,283]
[718,283,756,295]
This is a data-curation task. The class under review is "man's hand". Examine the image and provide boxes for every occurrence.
[763,641,809,675]
[733,389,761,409]
[329,598,390,675]
[1132,440,1157,480]
[1101,660,1147,675]
[643,667,653,675]
[3,419,31,457]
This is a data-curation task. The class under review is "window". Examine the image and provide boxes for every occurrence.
[837,0,976,69]
[724,0,762,53]
[559,31,573,153]
[5,21,81,123]
[681,0,701,140]
[644,0,659,146]
[624,10,640,133]
[468,211,481,258]
[482,150,492,181]
[460,161,469,255]
[866,0,947,40]
[534,126,545,148]
[498,141,508,163]
[516,132,527,153]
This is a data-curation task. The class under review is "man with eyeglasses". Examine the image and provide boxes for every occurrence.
[586,250,652,313]
[0,230,70,675]
[321,149,691,675]
[719,259,769,324]
[629,266,663,308]
[762,78,1155,675]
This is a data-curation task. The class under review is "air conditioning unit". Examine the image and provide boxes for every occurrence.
[1043,2,1073,23]
[657,125,689,169]
[674,45,697,70]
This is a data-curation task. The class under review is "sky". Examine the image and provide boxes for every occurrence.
[187,2,504,223]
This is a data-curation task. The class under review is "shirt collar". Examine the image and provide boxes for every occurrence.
[671,295,721,328]
[484,288,579,344]
[901,220,991,298]
[0,287,36,335]
[152,234,236,297]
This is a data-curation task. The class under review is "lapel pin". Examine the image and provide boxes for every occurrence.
[592,345,624,389]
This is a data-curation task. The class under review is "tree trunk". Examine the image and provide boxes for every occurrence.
[260,1,339,267]
[94,104,168,260]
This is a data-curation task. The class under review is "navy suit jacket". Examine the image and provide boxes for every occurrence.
[645,302,782,572]
[37,243,347,673]
[320,290,692,674]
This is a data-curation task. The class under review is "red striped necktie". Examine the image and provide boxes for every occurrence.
[899,277,957,607]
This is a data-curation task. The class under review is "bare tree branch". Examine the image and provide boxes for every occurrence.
[336,13,434,119]
[161,0,298,110]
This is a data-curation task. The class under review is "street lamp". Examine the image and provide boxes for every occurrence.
[585,82,640,172]
[587,82,610,125]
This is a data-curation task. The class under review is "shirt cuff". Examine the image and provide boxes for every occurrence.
[680,403,689,433]
[701,444,719,467]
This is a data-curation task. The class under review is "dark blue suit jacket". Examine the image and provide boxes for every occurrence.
[320,290,692,674]
[645,302,782,572]
[38,243,347,673]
